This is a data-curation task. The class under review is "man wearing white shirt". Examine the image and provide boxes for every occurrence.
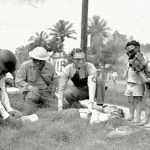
[0,50,22,127]
[57,48,106,111]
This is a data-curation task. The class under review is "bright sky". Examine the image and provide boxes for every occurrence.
[0,0,150,53]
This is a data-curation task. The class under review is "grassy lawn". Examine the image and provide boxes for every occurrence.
[0,80,150,150]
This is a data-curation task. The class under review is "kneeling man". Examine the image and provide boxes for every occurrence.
[57,48,105,111]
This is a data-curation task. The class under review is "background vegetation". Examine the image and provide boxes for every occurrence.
[15,16,150,79]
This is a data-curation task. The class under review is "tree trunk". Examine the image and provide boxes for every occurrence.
[81,0,89,58]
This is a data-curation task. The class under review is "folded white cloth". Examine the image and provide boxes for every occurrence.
[90,110,111,125]
[79,109,91,119]
[79,109,111,125]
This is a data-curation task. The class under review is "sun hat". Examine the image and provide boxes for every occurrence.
[29,47,49,60]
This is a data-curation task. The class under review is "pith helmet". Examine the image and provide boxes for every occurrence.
[29,47,49,60]
[0,50,17,73]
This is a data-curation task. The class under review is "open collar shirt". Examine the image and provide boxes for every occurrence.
[15,60,58,93]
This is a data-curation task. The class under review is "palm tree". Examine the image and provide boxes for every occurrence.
[46,37,63,53]
[15,45,30,69]
[48,20,76,51]
[28,31,49,47]
[88,15,111,53]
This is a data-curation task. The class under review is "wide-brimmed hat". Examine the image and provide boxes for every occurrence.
[29,47,49,60]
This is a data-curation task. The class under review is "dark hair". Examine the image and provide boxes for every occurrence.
[125,40,140,49]
[70,48,84,57]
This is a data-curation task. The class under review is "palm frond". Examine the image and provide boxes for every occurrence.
[48,19,76,43]
[66,35,77,39]
[35,32,40,37]
[28,36,36,41]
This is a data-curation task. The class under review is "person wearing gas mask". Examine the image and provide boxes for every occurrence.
[123,40,146,123]
[57,48,106,111]
[15,47,58,114]
[0,50,23,127]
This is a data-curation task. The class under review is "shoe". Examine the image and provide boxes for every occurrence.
[5,116,23,128]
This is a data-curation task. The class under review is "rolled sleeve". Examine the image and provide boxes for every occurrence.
[88,75,96,103]
[87,63,97,103]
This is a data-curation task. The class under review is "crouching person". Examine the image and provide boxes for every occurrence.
[0,50,23,127]
[57,48,105,111]
[15,47,58,115]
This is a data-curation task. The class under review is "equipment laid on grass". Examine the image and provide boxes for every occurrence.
[79,105,125,125]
